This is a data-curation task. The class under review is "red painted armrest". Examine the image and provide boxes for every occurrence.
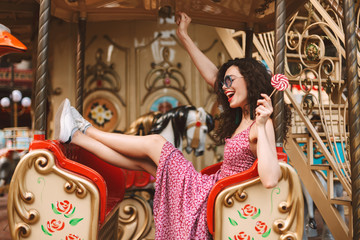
[206,148,287,235]
[29,140,126,225]
[206,160,259,235]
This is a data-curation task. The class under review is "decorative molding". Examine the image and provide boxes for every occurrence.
[214,163,303,240]
[7,149,99,240]
[118,192,154,240]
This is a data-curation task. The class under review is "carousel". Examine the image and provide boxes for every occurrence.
[1,0,359,239]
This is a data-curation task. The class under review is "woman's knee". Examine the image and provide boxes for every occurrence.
[144,134,166,148]
[143,134,166,160]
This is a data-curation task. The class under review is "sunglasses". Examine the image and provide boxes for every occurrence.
[221,75,244,88]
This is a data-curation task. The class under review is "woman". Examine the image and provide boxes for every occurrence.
[54,12,289,239]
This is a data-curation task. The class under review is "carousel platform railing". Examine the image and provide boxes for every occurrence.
[7,136,126,240]
[202,150,304,240]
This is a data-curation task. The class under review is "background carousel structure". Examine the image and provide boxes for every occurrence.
[1,0,359,239]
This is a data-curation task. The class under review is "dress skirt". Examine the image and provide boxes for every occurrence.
[153,141,219,240]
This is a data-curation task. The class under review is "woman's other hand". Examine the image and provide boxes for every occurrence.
[255,93,273,126]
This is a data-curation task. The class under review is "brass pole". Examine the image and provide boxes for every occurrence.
[75,16,86,114]
[344,0,360,238]
[34,0,50,136]
[273,0,286,146]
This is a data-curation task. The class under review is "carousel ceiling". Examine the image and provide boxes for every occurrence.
[50,0,306,32]
[0,0,307,59]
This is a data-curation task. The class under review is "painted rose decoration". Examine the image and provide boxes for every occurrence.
[66,233,82,240]
[41,199,83,238]
[255,221,268,234]
[234,231,251,240]
[228,203,273,239]
[56,200,74,214]
[241,204,257,217]
[47,219,65,233]
[239,204,261,219]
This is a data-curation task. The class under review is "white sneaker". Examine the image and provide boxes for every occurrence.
[70,106,92,134]
[54,98,77,143]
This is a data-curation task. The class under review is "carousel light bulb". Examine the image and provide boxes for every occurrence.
[0,97,10,107]
[21,97,31,108]
[11,90,22,102]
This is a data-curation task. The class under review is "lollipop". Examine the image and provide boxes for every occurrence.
[269,74,289,97]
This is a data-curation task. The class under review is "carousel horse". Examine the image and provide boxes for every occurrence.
[149,105,214,156]
[126,105,214,156]
[124,105,214,189]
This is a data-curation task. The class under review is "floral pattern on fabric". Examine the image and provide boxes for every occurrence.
[154,124,256,240]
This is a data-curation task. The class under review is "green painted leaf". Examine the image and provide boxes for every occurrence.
[64,207,76,218]
[70,218,84,226]
[262,228,271,238]
[228,237,233,240]
[237,210,247,219]
[251,209,261,219]
[41,225,52,236]
[51,203,61,215]
[228,217,238,226]
[270,187,281,214]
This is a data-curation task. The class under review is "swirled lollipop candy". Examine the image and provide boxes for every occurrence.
[269,74,289,97]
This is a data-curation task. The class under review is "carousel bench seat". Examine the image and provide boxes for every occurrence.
[7,139,126,240]
[202,151,304,240]
[59,141,126,220]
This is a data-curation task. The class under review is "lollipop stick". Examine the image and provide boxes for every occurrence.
[269,89,276,98]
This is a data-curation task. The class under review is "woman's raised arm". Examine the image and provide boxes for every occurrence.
[176,12,218,88]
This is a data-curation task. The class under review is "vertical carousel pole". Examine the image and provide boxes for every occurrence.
[75,15,86,114]
[273,0,286,147]
[245,29,254,59]
[34,0,51,139]
[344,0,360,238]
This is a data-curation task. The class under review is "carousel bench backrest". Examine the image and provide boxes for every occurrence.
[203,151,304,240]
[60,142,126,219]
[7,139,125,240]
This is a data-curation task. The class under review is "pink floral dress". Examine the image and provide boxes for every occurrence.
[153,124,256,240]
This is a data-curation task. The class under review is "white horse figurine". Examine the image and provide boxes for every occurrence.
[126,105,214,157]
[150,105,213,156]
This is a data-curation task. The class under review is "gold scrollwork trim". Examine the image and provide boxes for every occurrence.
[65,180,88,198]
[223,186,254,207]
[7,149,100,240]
[214,163,303,240]
[118,193,153,240]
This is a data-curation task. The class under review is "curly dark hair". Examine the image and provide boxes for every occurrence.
[213,58,292,144]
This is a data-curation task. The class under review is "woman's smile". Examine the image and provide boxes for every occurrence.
[223,66,248,108]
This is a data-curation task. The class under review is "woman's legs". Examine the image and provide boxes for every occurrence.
[71,131,158,176]
[85,126,166,166]
[55,98,166,174]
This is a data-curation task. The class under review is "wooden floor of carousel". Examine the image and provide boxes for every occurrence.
[1,192,347,240]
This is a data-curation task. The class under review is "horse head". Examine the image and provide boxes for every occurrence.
[149,105,214,156]
[184,107,214,156]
